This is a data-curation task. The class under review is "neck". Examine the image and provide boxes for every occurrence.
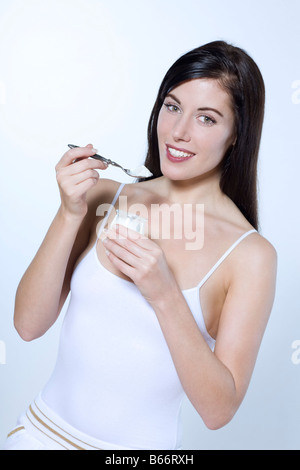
[160,169,226,209]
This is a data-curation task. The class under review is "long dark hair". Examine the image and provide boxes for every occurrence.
[141,40,265,230]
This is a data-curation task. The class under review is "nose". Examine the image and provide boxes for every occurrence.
[172,115,191,142]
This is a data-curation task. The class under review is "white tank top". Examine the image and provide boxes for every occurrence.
[42,183,256,449]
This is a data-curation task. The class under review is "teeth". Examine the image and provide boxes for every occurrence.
[168,147,194,158]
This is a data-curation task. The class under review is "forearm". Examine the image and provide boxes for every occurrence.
[152,288,238,430]
[14,207,84,341]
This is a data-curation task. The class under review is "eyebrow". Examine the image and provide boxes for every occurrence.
[166,93,224,118]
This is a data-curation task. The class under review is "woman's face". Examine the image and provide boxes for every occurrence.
[157,78,236,182]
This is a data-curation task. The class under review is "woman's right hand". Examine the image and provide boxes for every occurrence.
[55,144,108,220]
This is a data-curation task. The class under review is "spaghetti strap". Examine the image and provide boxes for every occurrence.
[198,229,257,289]
[96,183,125,241]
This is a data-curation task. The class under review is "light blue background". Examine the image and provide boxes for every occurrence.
[1,0,299,450]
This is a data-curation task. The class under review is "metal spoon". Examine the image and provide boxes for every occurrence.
[68,145,152,178]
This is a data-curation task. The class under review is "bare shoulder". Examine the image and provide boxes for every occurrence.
[242,231,277,268]
[86,178,123,211]
[229,230,277,284]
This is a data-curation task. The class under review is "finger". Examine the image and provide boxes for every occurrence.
[68,144,97,163]
[69,157,108,175]
[114,224,153,250]
[104,227,159,278]
[72,176,99,195]
[105,227,145,258]
[103,235,140,266]
[55,145,98,171]
[105,247,136,279]
[56,156,107,182]
[71,168,100,185]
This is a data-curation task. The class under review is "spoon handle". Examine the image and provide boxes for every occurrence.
[67,144,110,165]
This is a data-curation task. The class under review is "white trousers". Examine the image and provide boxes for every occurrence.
[3,393,134,451]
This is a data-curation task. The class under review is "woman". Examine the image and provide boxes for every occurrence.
[4,40,277,450]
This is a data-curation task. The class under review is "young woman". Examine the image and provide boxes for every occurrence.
[4,40,277,450]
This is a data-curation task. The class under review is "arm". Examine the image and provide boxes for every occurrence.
[103,226,277,429]
[152,239,277,429]
[14,145,108,341]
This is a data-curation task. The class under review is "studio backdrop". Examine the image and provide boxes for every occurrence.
[0,0,299,450]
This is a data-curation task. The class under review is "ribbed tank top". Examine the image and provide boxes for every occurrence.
[42,183,256,449]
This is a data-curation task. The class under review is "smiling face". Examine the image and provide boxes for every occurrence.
[157,78,236,182]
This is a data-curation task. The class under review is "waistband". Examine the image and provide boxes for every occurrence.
[20,393,136,450]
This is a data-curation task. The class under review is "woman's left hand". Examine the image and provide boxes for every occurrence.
[102,224,178,307]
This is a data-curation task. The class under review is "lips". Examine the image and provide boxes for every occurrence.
[166,145,195,163]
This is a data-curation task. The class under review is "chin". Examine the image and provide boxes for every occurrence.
[160,160,197,182]
[160,166,186,181]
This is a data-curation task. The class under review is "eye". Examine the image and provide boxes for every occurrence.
[199,114,216,126]
[163,102,181,113]
[198,115,216,126]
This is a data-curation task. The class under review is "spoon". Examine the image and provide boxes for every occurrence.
[68,145,153,178]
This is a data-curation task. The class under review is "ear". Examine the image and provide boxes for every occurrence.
[231,134,237,147]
